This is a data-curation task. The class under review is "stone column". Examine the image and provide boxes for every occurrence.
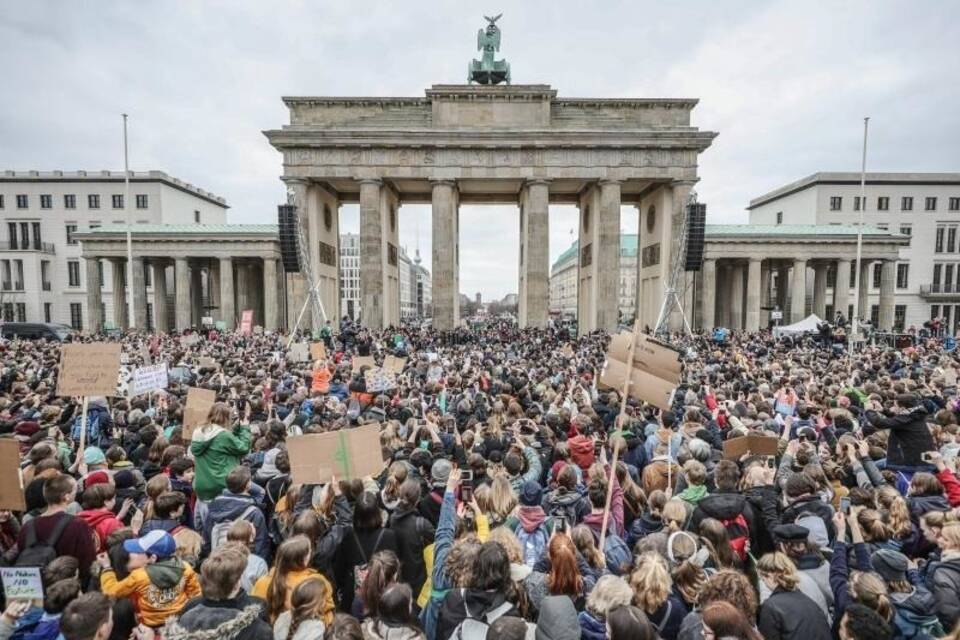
[730,263,745,330]
[263,257,279,330]
[431,180,459,330]
[760,263,772,327]
[131,257,147,330]
[111,259,127,330]
[745,258,762,331]
[776,264,789,312]
[219,257,235,330]
[834,258,851,322]
[85,257,102,333]
[701,258,717,330]
[174,258,191,331]
[191,265,204,326]
[152,262,168,333]
[597,179,621,332]
[519,179,550,328]
[857,260,872,323]
[790,258,808,323]
[359,179,385,329]
[812,262,828,318]
[879,259,896,330]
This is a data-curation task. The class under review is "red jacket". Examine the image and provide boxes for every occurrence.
[77,508,123,552]
[568,435,596,472]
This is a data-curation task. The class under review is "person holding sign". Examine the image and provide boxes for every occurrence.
[190,402,253,529]
[311,360,332,395]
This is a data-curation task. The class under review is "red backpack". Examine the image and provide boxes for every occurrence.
[720,513,750,561]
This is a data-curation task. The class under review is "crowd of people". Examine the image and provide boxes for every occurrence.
[1,316,960,640]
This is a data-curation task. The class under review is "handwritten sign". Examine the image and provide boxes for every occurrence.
[0,440,25,511]
[288,343,310,363]
[201,316,213,326]
[180,334,200,347]
[0,567,43,600]
[182,387,217,440]
[240,310,254,335]
[129,363,168,397]
[352,355,375,371]
[57,343,122,397]
[287,423,385,484]
[364,367,397,393]
[310,342,327,361]
[383,355,407,375]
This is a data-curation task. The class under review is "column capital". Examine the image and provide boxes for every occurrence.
[748,256,763,264]
[597,178,622,187]
[524,178,551,188]
[671,179,699,188]
[430,179,456,187]
[281,177,309,186]
[357,178,383,187]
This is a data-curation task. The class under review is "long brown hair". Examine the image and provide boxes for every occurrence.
[267,535,312,620]
[286,577,328,640]
[849,571,894,622]
[571,524,605,570]
[701,601,762,640]
[361,551,400,618]
[546,535,582,596]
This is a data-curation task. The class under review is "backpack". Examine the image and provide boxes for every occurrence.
[720,513,750,562]
[70,411,103,448]
[16,514,73,568]
[209,505,258,552]
[515,523,549,568]
[451,589,514,640]
[602,532,633,575]
[547,496,580,526]
[352,528,386,599]
[892,606,944,639]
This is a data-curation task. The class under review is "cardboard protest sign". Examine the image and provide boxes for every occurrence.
[310,342,327,361]
[722,434,780,460]
[562,344,575,359]
[287,423,386,485]
[140,344,153,366]
[198,357,218,370]
[0,567,43,600]
[383,355,407,375]
[57,343,122,397]
[352,355,375,371]
[240,310,254,335]
[288,343,310,363]
[180,334,200,347]
[608,332,682,382]
[364,367,397,393]
[601,331,681,410]
[598,358,675,410]
[129,363,168,398]
[0,439,26,511]
[182,387,217,440]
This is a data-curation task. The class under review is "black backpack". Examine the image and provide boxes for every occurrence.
[16,514,73,568]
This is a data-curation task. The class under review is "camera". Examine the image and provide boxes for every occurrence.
[461,469,474,502]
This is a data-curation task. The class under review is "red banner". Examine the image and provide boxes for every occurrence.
[239,309,253,335]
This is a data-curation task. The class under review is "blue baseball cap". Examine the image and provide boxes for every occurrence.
[123,530,176,558]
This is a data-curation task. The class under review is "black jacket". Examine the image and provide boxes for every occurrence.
[388,505,435,597]
[335,526,398,612]
[757,588,832,640]
[165,596,272,640]
[436,588,521,640]
[927,557,960,630]
[781,495,837,544]
[689,491,759,544]
[863,407,935,467]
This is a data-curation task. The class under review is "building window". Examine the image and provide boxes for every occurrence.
[32,222,41,249]
[13,260,23,291]
[775,211,783,225]
[877,196,889,211]
[899,224,912,236]
[829,196,842,211]
[926,197,938,211]
[69,303,83,330]
[894,305,906,332]
[827,265,837,287]
[67,260,80,287]
[896,263,909,289]
[950,227,958,253]
[16,195,28,209]
[194,210,201,223]
[854,196,865,211]
[0,195,4,209]
[1,304,10,322]
[19,223,29,250]
[136,194,148,209]
[40,194,52,209]
[950,197,960,212]
[44,303,51,323]
[15,303,25,323]
[63,194,75,209]
[902,196,913,211]
[870,304,879,326]
[934,264,943,287]
[88,194,100,209]
[98,260,104,288]
[937,226,946,253]
[111,194,124,209]
[66,224,78,245]
[872,263,882,289]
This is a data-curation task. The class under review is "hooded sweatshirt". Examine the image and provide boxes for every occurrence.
[190,424,252,501]
[77,507,123,552]
[100,557,202,627]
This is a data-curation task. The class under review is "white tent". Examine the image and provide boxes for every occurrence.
[774,314,823,337]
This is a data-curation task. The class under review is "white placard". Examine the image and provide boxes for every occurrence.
[771,310,784,320]
[201,316,213,326]
[129,363,169,397]
[1,567,43,600]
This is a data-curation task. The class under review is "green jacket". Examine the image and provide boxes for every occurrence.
[190,424,252,501]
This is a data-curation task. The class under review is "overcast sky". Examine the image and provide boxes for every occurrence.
[2,1,958,300]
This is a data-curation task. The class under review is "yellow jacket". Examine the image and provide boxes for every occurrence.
[100,559,201,628]
[251,567,335,624]
[417,512,489,608]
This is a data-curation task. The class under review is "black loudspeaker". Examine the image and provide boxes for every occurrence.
[684,202,706,271]
[278,204,301,272]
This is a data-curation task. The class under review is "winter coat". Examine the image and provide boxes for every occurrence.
[335,527,399,613]
[781,495,837,544]
[389,505,436,598]
[757,588,832,640]
[626,512,663,548]
[190,424,253,501]
[202,490,269,559]
[645,594,688,640]
[164,596,272,640]
[907,494,950,522]
[541,489,590,525]
[689,491,759,544]
[251,568,334,625]
[890,585,941,639]
[100,557,202,627]
[435,588,521,640]
[361,619,426,640]
[578,610,607,640]
[926,555,960,631]
[863,407,935,467]
[77,507,124,552]
[273,611,326,640]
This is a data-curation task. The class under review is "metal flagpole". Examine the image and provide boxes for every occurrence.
[849,117,869,355]
[123,114,135,330]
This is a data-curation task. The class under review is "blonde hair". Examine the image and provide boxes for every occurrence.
[489,475,518,522]
[488,527,523,565]
[877,486,913,540]
[756,552,799,591]
[940,522,960,551]
[382,461,408,504]
[586,575,634,620]
[629,552,672,613]
[662,499,688,533]
[849,571,894,621]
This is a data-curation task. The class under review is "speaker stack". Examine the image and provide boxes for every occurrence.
[278,204,301,272]
[684,202,706,271]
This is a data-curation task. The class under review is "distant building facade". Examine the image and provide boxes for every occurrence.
[340,233,430,323]
[550,236,638,322]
